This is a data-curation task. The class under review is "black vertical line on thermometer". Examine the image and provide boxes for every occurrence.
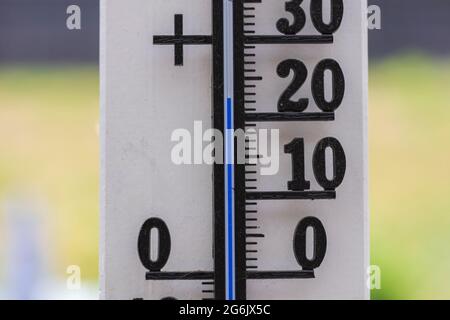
[233,0,247,301]
[212,0,226,300]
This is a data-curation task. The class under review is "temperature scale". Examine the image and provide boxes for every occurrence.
[100,0,368,300]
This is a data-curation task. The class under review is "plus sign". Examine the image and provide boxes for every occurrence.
[153,14,212,66]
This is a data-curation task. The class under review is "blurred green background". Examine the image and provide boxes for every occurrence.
[370,55,450,299]
[0,65,99,298]
[0,54,449,299]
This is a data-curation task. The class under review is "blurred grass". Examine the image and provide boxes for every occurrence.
[370,55,450,299]
[0,54,450,298]
[0,65,99,281]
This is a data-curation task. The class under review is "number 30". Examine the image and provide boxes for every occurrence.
[277,0,344,35]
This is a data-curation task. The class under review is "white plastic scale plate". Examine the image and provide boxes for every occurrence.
[100,0,368,300]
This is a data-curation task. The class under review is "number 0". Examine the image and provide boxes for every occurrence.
[312,59,345,112]
[293,217,327,270]
[138,217,171,272]
[313,137,346,190]
[310,0,344,34]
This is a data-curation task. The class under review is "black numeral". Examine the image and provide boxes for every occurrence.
[277,59,309,112]
[277,0,344,35]
[293,217,327,270]
[313,137,346,190]
[138,218,171,272]
[277,0,306,35]
[285,137,346,191]
[310,0,344,34]
[277,59,345,113]
[285,138,310,191]
[312,59,345,112]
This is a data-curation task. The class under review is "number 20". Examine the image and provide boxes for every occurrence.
[277,59,345,113]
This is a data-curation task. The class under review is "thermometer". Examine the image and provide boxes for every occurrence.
[101,0,369,300]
